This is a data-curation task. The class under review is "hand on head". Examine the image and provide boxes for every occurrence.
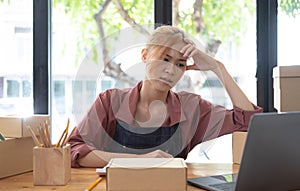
[180,44,219,72]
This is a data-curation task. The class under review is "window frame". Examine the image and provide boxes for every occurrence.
[33,0,278,114]
[256,0,277,112]
[33,0,51,114]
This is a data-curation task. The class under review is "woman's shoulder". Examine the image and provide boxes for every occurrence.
[173,90,202,99]
[95,86,137,107]
[99,87,133,96]
[99,81,141,98]
[169,90,205,105]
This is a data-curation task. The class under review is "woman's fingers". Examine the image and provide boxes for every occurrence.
[186,64,198,71]
[180,43,218,71]
[142,150,173,158]
[180,44,196,58]
[179,44,190,54]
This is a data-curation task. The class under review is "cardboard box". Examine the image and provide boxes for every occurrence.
[107,158,187,191]
[0,115,49,138]
[0,137,35,178]
[232,132,247,164]
[33,144,71,185]
[273,65,300,112]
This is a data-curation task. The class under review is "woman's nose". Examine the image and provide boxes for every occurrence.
[164,62,175,75]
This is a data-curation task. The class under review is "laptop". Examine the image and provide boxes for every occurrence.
[187,112,300,191]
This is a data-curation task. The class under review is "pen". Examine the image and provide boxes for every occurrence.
[84,177,102,191]
[38,124,48,147]
[42,124,51,147]
[61,121,69,147]
[44,120,52,146]
[26,125,42,147]
[56,118,70,148]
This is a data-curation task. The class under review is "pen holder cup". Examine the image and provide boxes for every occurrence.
[33,144,71,185]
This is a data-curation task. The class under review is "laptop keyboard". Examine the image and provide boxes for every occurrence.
[209,182,236,191]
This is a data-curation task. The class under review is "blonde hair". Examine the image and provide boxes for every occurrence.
[146,25,195,49]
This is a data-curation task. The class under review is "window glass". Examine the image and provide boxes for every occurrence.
[278,0,300,66]
[51,0,154,141]
[22,80,31,97]
[0,0,33,115]
[86,81,96,102]
[7,80,20,97]
[54,81,66,115]
[0,77,3,99]
[100,80,112,92]
[174,0,257,163]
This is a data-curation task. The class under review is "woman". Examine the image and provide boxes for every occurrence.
[68,25,263,168]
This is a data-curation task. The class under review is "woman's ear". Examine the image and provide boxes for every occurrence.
[141,48,147,62]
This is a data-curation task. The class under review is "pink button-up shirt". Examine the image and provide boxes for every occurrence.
[68,81,263,167]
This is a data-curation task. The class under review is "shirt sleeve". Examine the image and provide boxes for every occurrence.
[190,97,263,148]
[230,104,263,131]
[67,90,117,168]
[68,127,94,168]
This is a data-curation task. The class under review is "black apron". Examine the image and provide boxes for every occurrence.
[108,120,182,157]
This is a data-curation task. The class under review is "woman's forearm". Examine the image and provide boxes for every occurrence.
[78,150,139,168]
[78,149,172,168]
[214,61,255,111]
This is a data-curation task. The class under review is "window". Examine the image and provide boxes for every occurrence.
[174,0,257,163]
[54,80,66,115]
[50,1,261,162]
[22,80,32,97]
[7,80,20,97]
[51,0,154,142]
[0,0,284,162]
[0,0,33,115]
[278,0,300,66]
[0,77,3,99]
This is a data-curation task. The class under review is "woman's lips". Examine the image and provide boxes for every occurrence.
[159,77,173,85]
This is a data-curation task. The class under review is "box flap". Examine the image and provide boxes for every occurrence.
[273,65,300,78]
[0,117,22,137]
[108,158,187,169]
[0,115,49,138]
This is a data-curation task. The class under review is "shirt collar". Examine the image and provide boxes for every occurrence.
[115,81,187,126]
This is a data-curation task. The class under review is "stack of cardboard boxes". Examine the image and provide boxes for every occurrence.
[0,115,49,178]
[232,65,300,164]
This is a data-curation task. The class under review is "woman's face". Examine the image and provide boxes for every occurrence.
[142,42,187,91]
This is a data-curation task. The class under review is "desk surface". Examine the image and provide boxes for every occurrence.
[0,163,239,191]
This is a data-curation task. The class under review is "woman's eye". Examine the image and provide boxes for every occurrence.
[176,63,186,68]
[163,58,169,62]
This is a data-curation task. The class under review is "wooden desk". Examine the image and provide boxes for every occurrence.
[0,163,239,191]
